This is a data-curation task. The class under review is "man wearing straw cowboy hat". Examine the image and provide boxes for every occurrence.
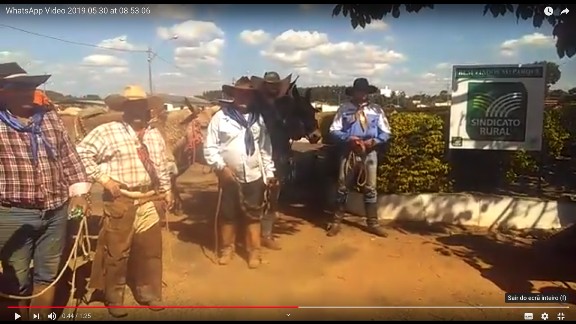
[0,62,91,320]
[250,71,292,251]
[76,85,173,317]
[327,78,391,238]
[204,77,276,269]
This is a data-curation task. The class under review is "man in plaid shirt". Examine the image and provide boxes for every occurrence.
[0,62,91,320]
[76,85,173,318]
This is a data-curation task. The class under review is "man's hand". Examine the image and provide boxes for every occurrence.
[102,179,121,197]
[348,136,365,153]
[68,195,90,218]
[266,177,279,188]
[363,139,376,150]
[164,191,175,211]
[217,167,236,184]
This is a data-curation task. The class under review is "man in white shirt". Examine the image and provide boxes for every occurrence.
[203,77,276,269]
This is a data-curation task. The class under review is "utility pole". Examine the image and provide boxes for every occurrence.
[147,46,154,94]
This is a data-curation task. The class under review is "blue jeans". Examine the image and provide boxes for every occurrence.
[336,150,379,206]
[0,203,68,295]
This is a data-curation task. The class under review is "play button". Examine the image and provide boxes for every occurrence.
[14,313,21,320]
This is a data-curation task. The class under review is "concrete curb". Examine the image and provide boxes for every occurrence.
[346,192,576,230]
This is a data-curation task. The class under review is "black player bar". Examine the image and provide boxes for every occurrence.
[505,293,568,303]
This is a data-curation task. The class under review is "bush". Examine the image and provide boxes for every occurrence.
[506,108,570,181]
[377,112,451,194]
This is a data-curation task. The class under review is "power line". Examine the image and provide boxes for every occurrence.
[154,53,191,76]
[1,22,211,92]
[0,23,146,53]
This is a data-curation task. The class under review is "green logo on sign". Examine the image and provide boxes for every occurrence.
[466,82,527,142]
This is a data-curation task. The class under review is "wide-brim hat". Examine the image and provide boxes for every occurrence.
[0,62,51,90]
[222,76,258,97]
[250,72,292,97]
[345,78,379,96]
[104,85,164,112]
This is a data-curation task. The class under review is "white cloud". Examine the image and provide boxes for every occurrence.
[160,72,184,78]
[157,20,224,46]
[354,20,388,32]
[384,35,395,42]
[174,38,225,67]
[0,51,43,69]
[239,29,271,45]
[260,29,406,84]
[500,32,554,57]
[153,20,226,94]
[104,67,129,74]
[82,54,128,67]
[149,4,194,20]
[97,35,141,51]
[269,30,329,52]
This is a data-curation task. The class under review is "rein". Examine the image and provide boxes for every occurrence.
[185,119,204,165]
[344,150,368,189]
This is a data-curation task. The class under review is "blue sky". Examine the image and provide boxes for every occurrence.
[0,4,574,96]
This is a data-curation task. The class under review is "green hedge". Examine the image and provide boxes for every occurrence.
[377,112,450,194]
[317,105,571,194]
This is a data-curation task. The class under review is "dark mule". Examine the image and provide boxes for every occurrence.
[260,83,320,185]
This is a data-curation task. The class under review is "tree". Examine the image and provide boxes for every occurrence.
[549,89,567,98]
[332,4,576,58]
[568,87,576,95]
[45,90,67,102]
[534,61,561,88]
[438,90,449,102]
[83,94,102,100]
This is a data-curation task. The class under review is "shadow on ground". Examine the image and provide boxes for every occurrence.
[424,230,576,305]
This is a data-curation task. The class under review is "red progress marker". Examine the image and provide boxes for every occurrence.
[8,305,300,309]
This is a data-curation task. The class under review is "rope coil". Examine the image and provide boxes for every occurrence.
[344,150,368,188]
[0,216,92,303]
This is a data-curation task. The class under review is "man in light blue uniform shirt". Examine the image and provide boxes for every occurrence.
[327,78,391,237]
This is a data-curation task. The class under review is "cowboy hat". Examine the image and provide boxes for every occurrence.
[221,76,257,97]
[104,85,163,112]
[344,78,379,96]
[250,72,292,97]
[0,62,51,90]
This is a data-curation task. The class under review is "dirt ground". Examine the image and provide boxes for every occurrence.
[2,164,576,321]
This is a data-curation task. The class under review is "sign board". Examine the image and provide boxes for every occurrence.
[449,64,546,151]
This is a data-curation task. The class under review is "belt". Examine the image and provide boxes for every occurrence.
[119,184,155,193]
[0,201,44,210]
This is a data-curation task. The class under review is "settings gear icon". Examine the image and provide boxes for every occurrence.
[541,312,549,320]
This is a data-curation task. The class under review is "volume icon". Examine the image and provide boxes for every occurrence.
[47,312,56,320]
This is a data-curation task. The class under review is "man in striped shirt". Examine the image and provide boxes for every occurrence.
[0,62,91,320]
[76,85,173,318]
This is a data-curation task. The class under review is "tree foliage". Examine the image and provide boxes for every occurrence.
[537,61,561,87]
[44,90,102,102]
[333,4,576,58]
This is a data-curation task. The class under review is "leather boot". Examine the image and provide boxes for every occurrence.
[105,285,128,318]
[326,205,345,237]
[245,222,262,269]
[218,223,236,265]
[30,284,55,320]
[365,203,387,237]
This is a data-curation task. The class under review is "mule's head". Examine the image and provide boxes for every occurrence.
[288,85,321,144]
